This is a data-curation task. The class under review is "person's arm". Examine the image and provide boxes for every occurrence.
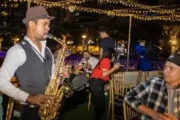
[102,63,120,77]
[136,105,178,120]
[99,48,103,59]
[0,45,29,102]
[0,45,51,106]
[124,79,167,119]
[26,94,50,106]
[124,79,150,108]
[99,39,104,59]
[136,105,167,120]
[100,58,120,77]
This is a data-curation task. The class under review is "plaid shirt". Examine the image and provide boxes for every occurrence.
[124,77,180,120]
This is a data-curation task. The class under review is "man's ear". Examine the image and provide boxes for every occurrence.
[28,21,35,28]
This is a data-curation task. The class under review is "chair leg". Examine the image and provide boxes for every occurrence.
[6,98,15,120]
[88,92,91,111]
[107,84,112,120]
[111,86,114,120]
[123,101,127,120]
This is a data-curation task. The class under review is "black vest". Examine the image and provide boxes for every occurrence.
[15,40,53,95]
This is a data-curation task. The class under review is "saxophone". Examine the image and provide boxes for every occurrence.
[39,34,73,120]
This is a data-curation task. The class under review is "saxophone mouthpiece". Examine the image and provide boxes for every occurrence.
[48,34,57,40]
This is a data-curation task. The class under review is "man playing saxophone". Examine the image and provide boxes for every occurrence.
[0,6,56,120]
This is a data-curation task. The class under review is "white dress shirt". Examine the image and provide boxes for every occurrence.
[79,56,99,73]
[0,36,53,102]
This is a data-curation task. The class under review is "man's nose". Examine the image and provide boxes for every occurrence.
[163,67,169,75]
[46,25,50,32]
[47,27,50,31]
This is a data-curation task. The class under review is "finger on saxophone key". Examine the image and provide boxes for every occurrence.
[26,94,52,106]
[36,94,49,106]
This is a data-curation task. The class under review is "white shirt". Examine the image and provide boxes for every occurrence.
[167,84,175,115]
[0,36,53,102]
[79,56,99,73]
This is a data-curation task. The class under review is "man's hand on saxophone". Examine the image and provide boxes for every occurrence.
[26,94,51,107]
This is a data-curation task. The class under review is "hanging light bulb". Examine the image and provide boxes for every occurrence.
[68,5,76,12]
[1,11,8,16]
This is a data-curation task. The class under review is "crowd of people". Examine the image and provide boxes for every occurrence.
[0,5,179,120]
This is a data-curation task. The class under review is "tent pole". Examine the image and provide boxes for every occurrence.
[126,16,132,71]
[27,0,31,9]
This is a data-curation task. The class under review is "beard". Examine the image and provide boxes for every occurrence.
[85,57,90,61]
[38,34,48,41]
[42,34,49,40]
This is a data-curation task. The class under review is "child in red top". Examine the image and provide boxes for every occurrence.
[89,48,120,120]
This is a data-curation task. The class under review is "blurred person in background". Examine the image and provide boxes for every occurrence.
[77,50,99,73]
[135,40,153,85]
[89,48,120,120]
[99,27,115,59]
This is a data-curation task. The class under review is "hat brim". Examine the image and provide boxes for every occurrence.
[22,15,55,24]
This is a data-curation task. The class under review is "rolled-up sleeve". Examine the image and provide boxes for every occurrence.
[0,45,29,102]
[124,79,151,110]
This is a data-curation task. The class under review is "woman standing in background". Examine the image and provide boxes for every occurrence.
[136,40,153,85]
[89,48,120,120]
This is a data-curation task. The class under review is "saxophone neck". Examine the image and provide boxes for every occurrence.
[62,35,67,42]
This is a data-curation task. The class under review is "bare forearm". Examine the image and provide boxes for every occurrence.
[102,67,116,77]
[99,48,103,59]
[137,105,158,119]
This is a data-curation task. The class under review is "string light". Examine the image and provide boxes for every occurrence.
[5,0,180,22]
[6,0,86,7]
[1,3,19,8]
[104,0,176,10]
[68,5,76,12]
[104,0,178,14]
[63,5,180,21]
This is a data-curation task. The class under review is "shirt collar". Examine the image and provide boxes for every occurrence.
[24,36,47,55]
[161,80,168,96]
[24,36,47,46]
